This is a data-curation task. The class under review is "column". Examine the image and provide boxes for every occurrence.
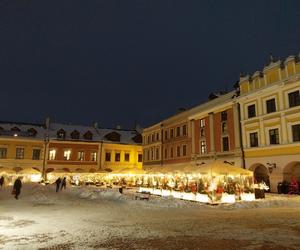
[191,120,195,155]
[209,112,215,152]
[233,103,241,149]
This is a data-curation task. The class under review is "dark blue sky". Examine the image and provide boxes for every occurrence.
[1,1,300,128]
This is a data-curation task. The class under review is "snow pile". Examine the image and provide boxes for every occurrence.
[71,187,126,202]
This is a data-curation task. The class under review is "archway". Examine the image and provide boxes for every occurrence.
[283,162,300,182]
[249,163,270,187]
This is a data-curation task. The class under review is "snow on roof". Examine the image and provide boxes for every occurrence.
[97,128,141,145]
[0,121,46,139]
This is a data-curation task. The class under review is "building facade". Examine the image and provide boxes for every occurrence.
[238,55,300,191]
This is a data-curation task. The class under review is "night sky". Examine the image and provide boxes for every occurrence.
[1,1,300,129]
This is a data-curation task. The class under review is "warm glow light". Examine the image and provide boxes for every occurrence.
[240,193,255,201]
[221,193,236,203]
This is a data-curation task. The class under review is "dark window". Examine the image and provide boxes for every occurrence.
[221,111,227,121]
[164,148,168,158]
[221,122,227,133]
[288,91,300,108]
[125,153,130,162]
[250,132,258,147]
[170,148,173,158]
[115,153,120,162]
[164,131,168,140]
[0,148,7,159]
[16,148,24,159]
[156,133,159,141]
[182,145,187,156]
[266,98,276,113]
[269,129,279,144]
[105,132,120,142]
[138,154,142,162]
[11,127,21,132]
[176,146,180,157]
[156,148,159,160]
[182,125,187,136]
[248,104,256,118]
[292,124,300,142]
[222,137,229,151]
[170,129,174,138]
[27,128,37,136]
[147,136,150,144]
[57,129,66,139]
[71,130,80,139]
[32,149,41,160]
[105,152,111,162]
[147,150,150,161]
[176,127,180,137]
[83,131,93,140]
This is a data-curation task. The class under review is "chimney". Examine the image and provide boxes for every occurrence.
[93,122,98,128]
[116,125,122,130]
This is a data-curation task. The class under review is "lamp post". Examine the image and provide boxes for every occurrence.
[42,135,49,181]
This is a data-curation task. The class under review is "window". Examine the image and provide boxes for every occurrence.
[182,125,187,136]
[182,145,187,156]
[164,148,168,158]
[266,98,276,113]
[152,134,155,142]
[151,148,154,160]
[147,135,150,144]
[16,148,24,159]
[200,141,206,154]
[288,90,300,108]
[164,131,168,140]
[222,137,229,151]
[125,153,130,162]
[0,148,7,159]
[156,133,159,141]
[269,129,279,144]
[170,129,174,138]
[200,128,205,137]
[91,152,97,161]
[78,151,85,161]
[105,152,111,162]
[32,149,41,160]
[83,131,93,140]
[170,147,173,158]
[147,150,150,161]
[221,111,227,121]
[156,148,159,160]
[57,129,66,139]
[176,127,180,137]
[115,152,120,162]
[200,119,205,128]
[292,124,300,142]
[63,150,71,160]
[250,132,258,147]
[221,122,227,133]
[176,146,180,157]
[49,149,56,160]
[138,154,142,162]
[248,104,256,118]
[71,130,80,139]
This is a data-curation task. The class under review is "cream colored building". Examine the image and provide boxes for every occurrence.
[238,55,300,191]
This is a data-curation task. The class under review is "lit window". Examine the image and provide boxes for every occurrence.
[200,119,205,128]
[63,150,71,160]
[200,141,206,154]
[16,148,24,159]
[91,152,97,161]
[78,151,85,161]
[32,149,41,160]
[49,149,56,160]
[292,124,300,142]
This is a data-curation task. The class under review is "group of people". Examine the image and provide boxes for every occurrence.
[55,177,67,192]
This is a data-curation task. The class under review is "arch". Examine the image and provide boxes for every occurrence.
[283,161,300,182]
[249,163,270,186]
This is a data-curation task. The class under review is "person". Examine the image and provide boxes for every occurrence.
[55,177,61,192]
[61,177,67,190]
[0,176,4,188]
[12,177,22,199]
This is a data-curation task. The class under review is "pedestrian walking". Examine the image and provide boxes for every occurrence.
[12,177,22,199]
[61,177,67,190]
[55,177,61,192]
[0,176,4,188]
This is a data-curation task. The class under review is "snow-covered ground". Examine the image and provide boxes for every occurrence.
[0,184,300,249]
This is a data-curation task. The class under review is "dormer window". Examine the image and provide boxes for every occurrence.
[71,130,80,140]
[83,131,93,140]
[105,131,121,142]
[27,128,37,137]
[57,129,66,139]
[132,133,142,143]
[11,127,21,132]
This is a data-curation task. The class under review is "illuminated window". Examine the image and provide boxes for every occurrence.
[16,148,24,159]
[78,151,85,161]
[200,119,205,128]
[91,152,97,161]
[32,149,41,160]
[0,148,7,159]
[49,149,56,160]
[200,141,206,154]
[63,150,71,160]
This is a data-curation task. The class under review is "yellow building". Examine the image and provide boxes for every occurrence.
[238,54,300,191]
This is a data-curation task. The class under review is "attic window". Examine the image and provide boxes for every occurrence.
[105,131,121,142]
[71,130,80,140]
[57,129,66,139]
[11,127,21,132]
[83,131,93,140]
[27,128,37,136]
[132,133,142,143]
